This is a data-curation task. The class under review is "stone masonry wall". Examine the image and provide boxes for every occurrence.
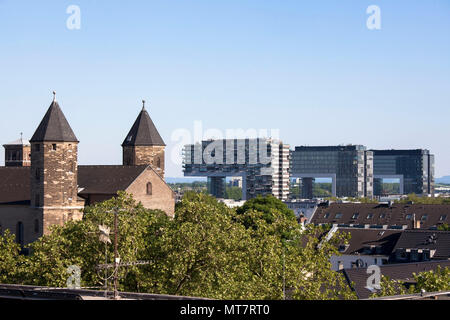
[123,145,165,177]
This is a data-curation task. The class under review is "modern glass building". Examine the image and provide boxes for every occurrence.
[290,145,374,199]
[183,138,290,200]
[371,149,435,196]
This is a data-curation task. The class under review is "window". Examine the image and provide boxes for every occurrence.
[16,222,24,246]
[406,214,412,220]
[52,144,57,151]
[35,168,40,181]
[366,213,373,219]
[157,158,161,168]
[34,219,39,233]
[335,213,343,219]
[440,215,447,221]
[352,213,359,219]
[324,213,330,219]
[421,214,428,221]
[146,182,152,195]
[380,213,386,219]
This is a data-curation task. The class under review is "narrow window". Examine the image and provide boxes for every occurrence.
[146,182,153,195]
[16,222,24,246]
[157,158,161,168]
[52,144,57,151]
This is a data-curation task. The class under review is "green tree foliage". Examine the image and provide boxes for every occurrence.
[224,186,242,201]
[1,192,356,300]
[396,193,450,205]
[0,230,26,283]
[236,195,296,226]
[437,223,450,231]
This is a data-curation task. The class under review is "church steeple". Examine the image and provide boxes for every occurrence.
[122,101,165,176]
[30,93,81,236]
[30,95,78,143]
[122,100,165,147]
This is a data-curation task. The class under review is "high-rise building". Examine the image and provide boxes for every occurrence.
[290,145,374,199]
[183,138,290,200]
[371,149,435,196]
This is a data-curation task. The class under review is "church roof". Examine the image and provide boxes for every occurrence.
[122,106,165,147]
[0,165,151,204]
[30,100,78,143]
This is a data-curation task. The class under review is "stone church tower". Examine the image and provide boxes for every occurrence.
[122,101,166,177]
[30,94,83,235]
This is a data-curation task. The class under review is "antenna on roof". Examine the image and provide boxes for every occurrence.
[53,91,56,102]
[142,99,146,111]
[20,132,23,140]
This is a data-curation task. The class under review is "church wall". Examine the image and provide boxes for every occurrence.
[125,167,175,217]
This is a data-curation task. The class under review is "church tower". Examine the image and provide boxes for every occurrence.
[3,134,31,167]
[122,100,166,177]
[30,93,83,235]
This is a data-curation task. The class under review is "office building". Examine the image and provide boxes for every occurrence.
[183,138,290,200]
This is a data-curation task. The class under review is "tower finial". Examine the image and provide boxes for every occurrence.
[142,99,146,110]
[53,91,56,102]
[20,132,23,141]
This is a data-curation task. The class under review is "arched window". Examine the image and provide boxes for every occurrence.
[34,219,39,233]
[146,182,152,195]
[157,158,161,168]
[16,222,24,246]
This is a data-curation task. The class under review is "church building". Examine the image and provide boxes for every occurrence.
[0,95,175,246]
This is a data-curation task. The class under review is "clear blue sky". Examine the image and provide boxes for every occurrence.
[0,0,449,177]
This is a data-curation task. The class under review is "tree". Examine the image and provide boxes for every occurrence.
[1,192,357,300]
[236,195,296,226]
[157,192,255,299]
[0,230,26,284]
[22,191,170,292]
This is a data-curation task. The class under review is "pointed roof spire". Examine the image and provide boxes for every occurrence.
[30,94,78,143]
[122,101,165,147]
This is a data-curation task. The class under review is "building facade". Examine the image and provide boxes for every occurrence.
[371,149,435,196]
[183,138,290,200]
[290,145,374,199]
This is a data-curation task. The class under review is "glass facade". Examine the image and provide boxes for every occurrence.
[290,145,373,198]
[371,149,435,195]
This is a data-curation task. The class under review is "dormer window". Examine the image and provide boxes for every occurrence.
[439,215,447,221]
[335,213,343,219]
[406,214,412,220]
[421,214,428,221]
[127,135,132,142]
[352,213,359,219]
